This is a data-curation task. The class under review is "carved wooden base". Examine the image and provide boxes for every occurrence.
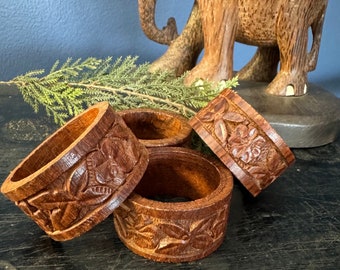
[235,81,340,148]
[114,147,233,263]
[1,102,149,241]
[189,89,295,196]
[118,108,192,148]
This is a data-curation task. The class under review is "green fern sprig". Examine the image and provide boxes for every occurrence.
[0,56,238,125]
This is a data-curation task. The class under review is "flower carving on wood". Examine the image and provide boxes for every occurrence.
[17,121,141,233]
[199,97,287,186]
[228,124,267,164]
[114,202,228,256]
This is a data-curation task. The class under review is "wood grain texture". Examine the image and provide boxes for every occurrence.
[139,0,328,96]
[114,147,233,262]
[1,102,149,241]
[148,1,204,76]
[118,108,192,148]
[189,89,295,196]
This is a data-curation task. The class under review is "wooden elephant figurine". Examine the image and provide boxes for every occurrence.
[138,0,328,96]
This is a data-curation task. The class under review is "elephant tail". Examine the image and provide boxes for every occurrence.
[138,0,178,45]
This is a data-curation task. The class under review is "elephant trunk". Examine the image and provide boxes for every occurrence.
[138,0,178,45]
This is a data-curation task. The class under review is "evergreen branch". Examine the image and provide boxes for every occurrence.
[0,56,238,125]
[68,82,197,116]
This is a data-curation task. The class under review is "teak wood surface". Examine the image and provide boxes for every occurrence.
[1,102,149,241]
[189,89,295,196]
[114,147,233,263]
[138,0,328,96]
[118,108,192,148]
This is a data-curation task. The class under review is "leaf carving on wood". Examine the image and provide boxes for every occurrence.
[114,203,229,255]
[223,111,246,123]
[228,124,268,164]
[18,120,142,233]
[197,96,288,185]
[214,118,228,146]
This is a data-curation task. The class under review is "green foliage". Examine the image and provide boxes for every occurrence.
[1,56,238,125]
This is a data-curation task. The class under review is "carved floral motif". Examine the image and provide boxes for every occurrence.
[17,121,141,233]
[114,201,229,256]
[199,97,287,187]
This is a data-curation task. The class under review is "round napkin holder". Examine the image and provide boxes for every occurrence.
[1,102,149,241]
[189,89,295,196]
[114,147,233,263]
[118,108,192,147]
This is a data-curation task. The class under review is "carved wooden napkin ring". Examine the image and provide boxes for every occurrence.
[113,147,233,263]
[189,89,295,196]
[1,102,149,241]
[118,108,192,147]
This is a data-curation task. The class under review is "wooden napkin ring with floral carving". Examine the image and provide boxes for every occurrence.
[189,89,295,196]
[113,147,233,263]
[118,108,192,148]
[1,102,149,241]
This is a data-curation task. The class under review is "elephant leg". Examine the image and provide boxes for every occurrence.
[307,2,327,71]
[149,1,203,76]
[266,3,310,96]
[237,46,280,82]
[184,0,238,85]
